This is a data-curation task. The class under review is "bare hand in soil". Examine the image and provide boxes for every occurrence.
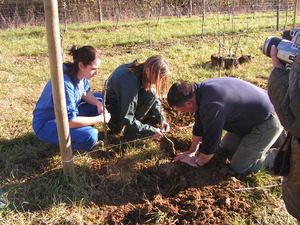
[161,121,170,132]
[152,128,164,140]
[160,133,176,158]
[180,155,199,167]
[174,151,196,162]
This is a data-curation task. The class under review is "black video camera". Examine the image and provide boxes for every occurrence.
[262,28,300,67]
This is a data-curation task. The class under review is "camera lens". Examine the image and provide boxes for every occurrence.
[262,36,282,57]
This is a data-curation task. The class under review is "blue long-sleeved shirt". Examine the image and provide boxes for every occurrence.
[32,64,90,134]
[193,77,275,155]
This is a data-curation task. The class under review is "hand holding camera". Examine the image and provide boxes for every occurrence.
[270,45,285,70]
[262,28,300,69]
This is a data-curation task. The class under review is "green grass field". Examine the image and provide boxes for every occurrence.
[0,12,298,224]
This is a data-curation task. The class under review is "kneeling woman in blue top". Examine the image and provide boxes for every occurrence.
[32,45,111,151]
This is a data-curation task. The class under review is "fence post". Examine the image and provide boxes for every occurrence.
[201,0,205,38]
[189,0,193,18]
[62,0,68,32]
[97,0,103,23]
[276,0,280,31]
[44,0,76,178]
[293,0,298,28]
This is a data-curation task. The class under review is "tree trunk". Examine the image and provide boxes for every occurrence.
[276,0,280,31]
[189,0,193,18]
[115,0,121,29]
[293,0,298,28]
[98,0,103,23]
[44,0,76,179]
[63,0,68,33]
[201,0,205,38]
[156,0,163,25]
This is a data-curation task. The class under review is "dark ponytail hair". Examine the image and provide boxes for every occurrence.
[64,45,99,83]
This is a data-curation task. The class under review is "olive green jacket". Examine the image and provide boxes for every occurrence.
[268,56,300,221]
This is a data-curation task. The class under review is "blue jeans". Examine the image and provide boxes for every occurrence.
[220,113,284,174]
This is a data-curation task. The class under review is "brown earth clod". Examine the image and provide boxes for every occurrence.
[160,133,176,158]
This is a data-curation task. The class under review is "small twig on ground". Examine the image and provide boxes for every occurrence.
[234,183,282,192]
[102,79,112,174]
[102,80,109,150]
[179,123,194,129]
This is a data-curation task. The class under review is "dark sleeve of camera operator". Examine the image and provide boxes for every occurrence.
[268,66,300,139]
[268,53,300,222]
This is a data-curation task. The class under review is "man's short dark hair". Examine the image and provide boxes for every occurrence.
[167,81,195,107]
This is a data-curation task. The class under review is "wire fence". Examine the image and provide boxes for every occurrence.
[0,0,299,29]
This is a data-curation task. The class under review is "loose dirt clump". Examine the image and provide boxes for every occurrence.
[160,133,176,158]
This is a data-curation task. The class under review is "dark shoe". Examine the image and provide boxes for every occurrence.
[141,116,160,127]
[123,128,139,141]
[108,120,124,135]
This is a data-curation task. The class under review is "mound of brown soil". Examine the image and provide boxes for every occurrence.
[89,98,279,224]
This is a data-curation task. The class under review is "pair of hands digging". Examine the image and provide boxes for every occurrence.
[159,136,203,167]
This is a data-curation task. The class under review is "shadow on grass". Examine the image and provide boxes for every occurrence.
[0,132,241,225]
[0,133,60,182]
[0,132,231,206]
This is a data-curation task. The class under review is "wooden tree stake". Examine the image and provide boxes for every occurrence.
[44,0,76,178]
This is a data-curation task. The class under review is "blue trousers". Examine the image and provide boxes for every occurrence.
[36,93,102,151]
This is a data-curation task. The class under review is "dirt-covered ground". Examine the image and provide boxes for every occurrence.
[86,99,282,224]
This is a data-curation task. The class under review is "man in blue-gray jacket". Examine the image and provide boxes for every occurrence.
[167,78,284,174]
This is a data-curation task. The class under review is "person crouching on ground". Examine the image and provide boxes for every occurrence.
[105,55,170,140]
[167,78,285,174]
[32,45,111,151]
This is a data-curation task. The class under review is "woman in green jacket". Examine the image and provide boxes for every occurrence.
[105,55,170,140]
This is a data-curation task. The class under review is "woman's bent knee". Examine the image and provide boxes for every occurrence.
[71,127,98,151]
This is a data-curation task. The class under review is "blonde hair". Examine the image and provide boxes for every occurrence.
[127,55,169,96]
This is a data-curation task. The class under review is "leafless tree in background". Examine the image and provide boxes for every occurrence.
[146,0,155,47]
[276,0,280,30]
[115,0,121,29]
[201,0,205,38]
[62,0,68,32]
[189,0,193,17]
[293,0,298,28]
[156,0,163,25]
[98,0,103,23]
